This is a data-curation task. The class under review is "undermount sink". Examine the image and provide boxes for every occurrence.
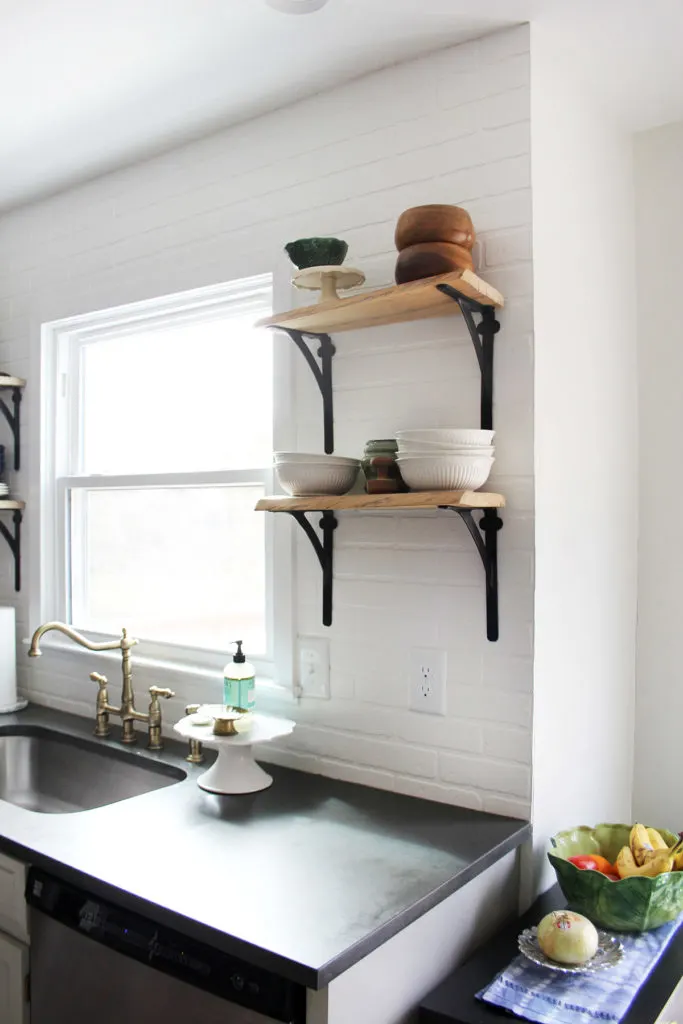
[0,726,186,813]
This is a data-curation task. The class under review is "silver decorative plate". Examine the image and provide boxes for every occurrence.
[518,927,624,974]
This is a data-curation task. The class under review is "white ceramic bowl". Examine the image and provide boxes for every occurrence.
[396,428,495,446]
[396,455,494,491]
[397,443,495,456]
[276,460,360,496]
[274,452,360,466]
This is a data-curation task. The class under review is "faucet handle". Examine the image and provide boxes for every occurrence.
[149,686,174,700]
[90,672,110,738]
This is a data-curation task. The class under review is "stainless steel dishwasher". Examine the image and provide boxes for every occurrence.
[27,870,306,1024]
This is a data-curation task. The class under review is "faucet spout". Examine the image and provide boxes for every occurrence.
[28,621,136,658]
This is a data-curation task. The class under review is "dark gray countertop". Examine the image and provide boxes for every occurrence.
[0,705,530,988]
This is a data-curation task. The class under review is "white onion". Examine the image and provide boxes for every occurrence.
[537,911,599,964]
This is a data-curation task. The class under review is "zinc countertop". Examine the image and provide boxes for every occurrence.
[0,705,530,988]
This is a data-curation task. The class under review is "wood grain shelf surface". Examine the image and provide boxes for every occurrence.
[256,490,505,512]
[0,377,26,388]
[0,500,25,510]
[256,270,504,335]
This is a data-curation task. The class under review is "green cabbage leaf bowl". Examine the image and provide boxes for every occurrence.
[549,823,683,932]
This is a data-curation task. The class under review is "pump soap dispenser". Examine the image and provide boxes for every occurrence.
[223,641,256,712]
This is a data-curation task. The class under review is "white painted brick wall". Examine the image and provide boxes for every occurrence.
[0,25,533,817]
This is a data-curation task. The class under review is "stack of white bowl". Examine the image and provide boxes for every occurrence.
[274,452,361,496]
[395,429,495,491]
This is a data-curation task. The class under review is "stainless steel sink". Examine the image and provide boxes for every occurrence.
[0,726,186,813]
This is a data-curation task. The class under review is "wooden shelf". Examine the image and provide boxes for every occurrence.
[256,491,505,512]
[0,500,24,510]
[0,377,25,389]
[256,270,504,335]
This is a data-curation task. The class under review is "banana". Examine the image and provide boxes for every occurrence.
[647,827,670,852]
[674,848,683,872]
[630,823,655,866]
[616,844,676,878]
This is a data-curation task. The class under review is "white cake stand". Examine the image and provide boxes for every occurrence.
[174,712,295,794]
[292,264,365,302]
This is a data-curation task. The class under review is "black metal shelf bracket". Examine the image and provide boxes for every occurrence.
[439,506,503,641]
[435,285,500,432]
[0,387,22,471]
[288,510,337,626]
[277,328,336,454]
[0,509,22,591]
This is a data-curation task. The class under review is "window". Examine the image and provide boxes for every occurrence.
[42,276,283,676]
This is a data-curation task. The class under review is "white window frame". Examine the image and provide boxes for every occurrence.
[38,275,295,687]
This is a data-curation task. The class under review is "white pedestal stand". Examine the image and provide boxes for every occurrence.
[174,712,295,795]
[292,265,365,302]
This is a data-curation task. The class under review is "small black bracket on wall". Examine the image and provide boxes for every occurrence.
[275,328,336,454]
[288,510,337,626]
[0,386,22,471]
[0,509,22,592]
[435,285,500,432]
[438,506,503,642]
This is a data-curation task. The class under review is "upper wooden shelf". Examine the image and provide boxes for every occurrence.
[256,490,505,513]
[0,377,26,388]
[0,500,24,510]
[256,270,504,335]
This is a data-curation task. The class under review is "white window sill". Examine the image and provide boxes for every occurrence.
[21,634,294,704]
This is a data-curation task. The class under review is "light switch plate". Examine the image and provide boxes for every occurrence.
[298,637,330,699]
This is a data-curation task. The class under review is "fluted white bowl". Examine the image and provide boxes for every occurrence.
[396,428,495,446]
[398,442,495,456]
[274,451,360,466]
[396,455,494,491]
[276,461,359,496]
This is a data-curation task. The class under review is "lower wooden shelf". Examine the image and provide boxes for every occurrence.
[256,490,504,640]
[255,490,504,512]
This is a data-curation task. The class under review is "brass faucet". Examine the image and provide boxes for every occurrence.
[28,622,174,749]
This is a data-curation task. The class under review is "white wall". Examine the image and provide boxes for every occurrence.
[0,26,534,816]
[529,24,638,890]
[633,120,683,826]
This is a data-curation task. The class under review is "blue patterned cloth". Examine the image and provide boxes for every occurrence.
[477,916,683,1024]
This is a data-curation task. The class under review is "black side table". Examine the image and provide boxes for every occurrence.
[419,886,683,1024]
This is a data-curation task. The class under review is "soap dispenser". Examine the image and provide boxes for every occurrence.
[223,641,256,712]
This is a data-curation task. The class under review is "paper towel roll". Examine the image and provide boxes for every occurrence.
[0,607,27,713]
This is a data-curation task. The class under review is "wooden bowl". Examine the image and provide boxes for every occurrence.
[395,241,473,285]
[395,205,475,251]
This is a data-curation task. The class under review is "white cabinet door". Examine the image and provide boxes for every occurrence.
[0,931,28,1024]
[0,854,28,942]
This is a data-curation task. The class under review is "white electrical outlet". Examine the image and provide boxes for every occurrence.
[298,637,330,699]
[409,648,447,715]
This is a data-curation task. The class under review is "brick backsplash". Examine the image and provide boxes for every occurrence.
[0,25,533,817]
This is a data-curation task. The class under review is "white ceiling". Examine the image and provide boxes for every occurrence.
[0,0,682,212]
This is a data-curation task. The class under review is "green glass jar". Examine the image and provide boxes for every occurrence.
[362,439,406,494]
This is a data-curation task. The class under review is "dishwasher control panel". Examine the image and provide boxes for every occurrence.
[27,869,306,1023]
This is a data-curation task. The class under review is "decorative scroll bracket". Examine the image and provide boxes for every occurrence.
[275,328,336,454]
[288,510,338,626]
[439,506,503,641]
[0,509,22,591]
[435,285,500,432]
[0,387,22,471]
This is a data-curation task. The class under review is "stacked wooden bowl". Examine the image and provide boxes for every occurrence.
[394,205,476,285]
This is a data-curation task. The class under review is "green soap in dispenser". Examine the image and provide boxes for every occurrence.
[223,641,255,712]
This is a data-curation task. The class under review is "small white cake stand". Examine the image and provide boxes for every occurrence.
[174,712,295,794]
[292,265,365,302]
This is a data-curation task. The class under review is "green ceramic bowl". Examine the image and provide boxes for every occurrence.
[285,237,348,269]
[549,823,683,932]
